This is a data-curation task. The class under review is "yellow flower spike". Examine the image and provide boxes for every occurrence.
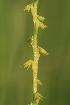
[22,0,48,105]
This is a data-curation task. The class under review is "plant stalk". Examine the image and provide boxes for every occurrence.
[33,0,38,99]
[21,0,49,104]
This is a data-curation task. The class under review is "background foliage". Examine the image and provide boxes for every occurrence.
[0,0,70,105]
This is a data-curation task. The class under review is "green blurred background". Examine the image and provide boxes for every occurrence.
[0,0,70,105]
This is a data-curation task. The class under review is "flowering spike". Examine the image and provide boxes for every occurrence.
[22,0,49,105]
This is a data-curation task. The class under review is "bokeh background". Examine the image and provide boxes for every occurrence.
[0,0,70,105]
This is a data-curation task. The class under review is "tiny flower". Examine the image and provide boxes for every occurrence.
[22,4,32,12]
[24,60,33,70]
[38,46,49,56]
[37,15,45,21]
[39,21,48,29]
[37,79,42,85]
[35,92,46,101]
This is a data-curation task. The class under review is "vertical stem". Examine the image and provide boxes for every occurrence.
[22,0,48,104]
[32,0,39,100]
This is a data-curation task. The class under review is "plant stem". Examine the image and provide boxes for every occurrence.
[33,0,38,99]
[22,0,49,104]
